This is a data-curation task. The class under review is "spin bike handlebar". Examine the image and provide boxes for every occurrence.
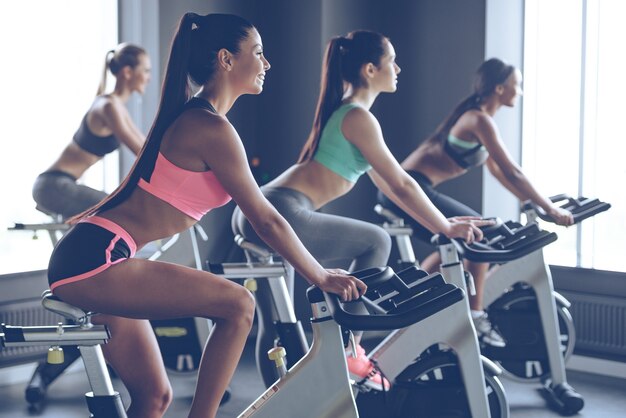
[433,218,558,263]
[522,194,611,224]
[306,266,464,331]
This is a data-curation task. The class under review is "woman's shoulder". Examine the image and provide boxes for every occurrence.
[90,94,127,119]
[341,103,377,126]
[457,108,493,130]
[177,107,238,143]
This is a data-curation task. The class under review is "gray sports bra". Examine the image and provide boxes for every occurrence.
[72,114,120,157]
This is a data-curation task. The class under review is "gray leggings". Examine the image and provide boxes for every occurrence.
[232,186,392,271]
[232,187,391,384]
[32,171,107,219]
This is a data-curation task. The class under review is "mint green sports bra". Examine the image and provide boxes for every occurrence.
[313,103,372,182]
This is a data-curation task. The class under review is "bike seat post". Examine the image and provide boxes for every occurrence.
[39,292,126,417]
[439,241,461,265]
[36,206,66,245]
[234,236,296,324]
[223,234,308,387]
[524,207,539,224]
[374,205,418,267]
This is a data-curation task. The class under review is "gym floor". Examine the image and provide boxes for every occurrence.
[0,334,625,418]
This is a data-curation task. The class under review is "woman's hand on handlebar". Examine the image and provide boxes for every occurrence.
[547,205,574,226]
[316,268,367,302]
[446,216,497,244]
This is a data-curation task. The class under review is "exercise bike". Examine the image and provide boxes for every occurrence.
[482,195,609,414]
[211,237,509,417]
[239,265,496,417]
[374,193,610,415]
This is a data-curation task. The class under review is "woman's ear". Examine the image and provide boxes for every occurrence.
[362,62,376,80]
[217,48,233,71]
[495,84,505,95]
[120,65,133,81]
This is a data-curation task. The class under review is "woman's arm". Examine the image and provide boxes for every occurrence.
[476,114,573,225]
[101,98,145,155]
[199,115,365,299]
[344,107,485,241]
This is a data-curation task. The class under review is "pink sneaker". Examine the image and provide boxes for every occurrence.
[346,344,390,391]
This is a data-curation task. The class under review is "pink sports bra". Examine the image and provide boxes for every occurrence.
[138,152,231,220]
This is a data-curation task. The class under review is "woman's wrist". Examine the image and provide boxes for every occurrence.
[441,221,454,237]
[303,266,327,287]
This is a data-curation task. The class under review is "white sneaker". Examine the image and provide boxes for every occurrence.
[472,312,506,348]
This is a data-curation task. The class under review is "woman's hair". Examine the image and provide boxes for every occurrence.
[428,57,516,145]
[96,43,147,95]
[297,30,389,163]
[70,13,254,223]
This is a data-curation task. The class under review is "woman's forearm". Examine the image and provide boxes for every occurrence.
[388,180,450,235]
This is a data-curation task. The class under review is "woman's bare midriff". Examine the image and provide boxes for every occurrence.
[47,142,100,179]
[266,160,355,209]
[96,187,198,249]
[401,141,467,186]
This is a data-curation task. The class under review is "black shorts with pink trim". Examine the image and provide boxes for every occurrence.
[47,216,137,292]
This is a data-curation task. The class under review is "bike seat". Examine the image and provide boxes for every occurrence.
[41,290,92,324]
[373,204,405,225]
[234,234,275,260]
[35,205,64,223]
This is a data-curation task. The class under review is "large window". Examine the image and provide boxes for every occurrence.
[523,0,626,272]
[0,1,118,274]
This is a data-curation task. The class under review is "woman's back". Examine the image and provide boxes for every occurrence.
[266,104,369,209]
[48,95,127,178]
[402,109,488,186]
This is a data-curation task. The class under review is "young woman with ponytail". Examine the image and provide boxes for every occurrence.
[377,57,574,347]
[47,13,365,418]
[32,43,150,219]
[232,30,488,390]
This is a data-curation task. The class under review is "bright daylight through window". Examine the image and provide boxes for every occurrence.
[523,0,625,272]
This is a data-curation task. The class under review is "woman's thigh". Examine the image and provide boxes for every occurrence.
[33,174,107,218]
[53,258,254,321]
[286,209,390,268]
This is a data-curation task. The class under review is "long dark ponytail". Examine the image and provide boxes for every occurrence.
[298,30,388,163]
[428,57,515,145]
[69,13,254,223]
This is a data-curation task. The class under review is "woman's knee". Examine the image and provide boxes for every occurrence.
[369,225,392,258]
[130,380,173,415]
[155,382,174,413]
[239,287,256,328]
[221,285,256,329]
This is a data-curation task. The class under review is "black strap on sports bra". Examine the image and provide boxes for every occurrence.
[443,138,484,169]
[185,97,218,114]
